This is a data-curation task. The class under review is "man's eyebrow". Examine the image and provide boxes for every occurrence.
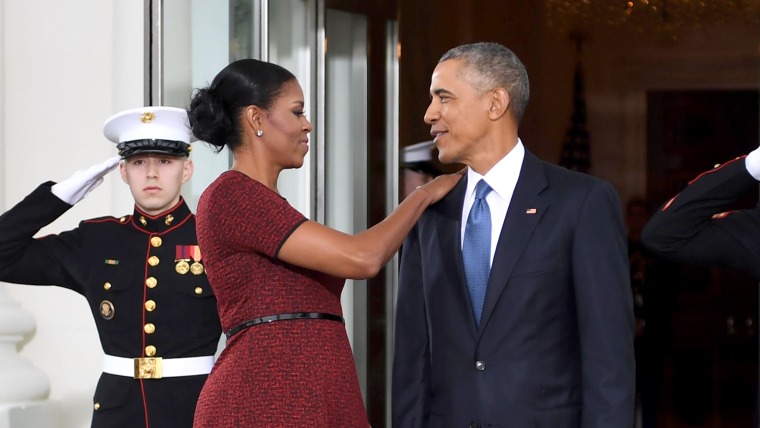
[432,88,454,97]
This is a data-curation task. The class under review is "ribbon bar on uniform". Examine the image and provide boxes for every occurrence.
[225,312,345,339]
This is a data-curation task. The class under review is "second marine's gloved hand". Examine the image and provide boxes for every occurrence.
[51,155,121,205]
[746,146,760,181]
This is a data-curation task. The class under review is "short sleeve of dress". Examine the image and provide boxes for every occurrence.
[196,171,307,259]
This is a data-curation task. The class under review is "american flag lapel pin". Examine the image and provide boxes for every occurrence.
[526,208,537,214]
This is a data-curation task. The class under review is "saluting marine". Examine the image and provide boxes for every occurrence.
[642,147,760,279]
[0,106,222,427]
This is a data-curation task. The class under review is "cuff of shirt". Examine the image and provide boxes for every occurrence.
[746,149,760,181]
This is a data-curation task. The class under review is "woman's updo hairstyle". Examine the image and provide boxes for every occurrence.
[188,59,296,153]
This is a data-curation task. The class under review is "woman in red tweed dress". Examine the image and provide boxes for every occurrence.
[188,59,462,427]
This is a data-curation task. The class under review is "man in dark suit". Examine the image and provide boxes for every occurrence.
[392,42,635,428]
[0,107,222,427]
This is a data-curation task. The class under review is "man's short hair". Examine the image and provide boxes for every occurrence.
[439,42,530,123]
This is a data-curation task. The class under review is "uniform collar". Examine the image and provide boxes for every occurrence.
[130,198,192,234]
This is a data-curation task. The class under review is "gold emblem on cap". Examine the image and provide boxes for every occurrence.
[190,262,204,275]
[194,286,203,295]
[165,214,174,226]
[145,345,156,356]
[151,236,162,247]
[144,323,156,334]
[139,216,147,226]
[145,300,156,311]
[146,277,157,288]
[176,260,190,274]
[140,112,156,123]
[100,300,115,320]
[148,256,160,267]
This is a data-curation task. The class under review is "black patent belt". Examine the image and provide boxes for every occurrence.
[225,312,345,339]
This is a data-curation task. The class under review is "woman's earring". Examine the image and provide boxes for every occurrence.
[256,129,264,137]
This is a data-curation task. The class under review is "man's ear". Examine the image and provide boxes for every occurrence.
[488,87,510,120]
[119,161,128,184]
[182,159,194,184]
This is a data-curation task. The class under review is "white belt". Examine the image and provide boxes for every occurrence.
[103,354,214,379]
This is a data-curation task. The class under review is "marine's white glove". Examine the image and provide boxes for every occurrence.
[746,146,760,181]
[51,155,121,205]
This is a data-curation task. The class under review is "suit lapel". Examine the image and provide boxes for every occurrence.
[478,151,547,332]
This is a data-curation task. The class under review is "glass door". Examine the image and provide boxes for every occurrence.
[324,6,369,400]
[265,0,317,216]
[159,0,237,212]
[158,0,317,214]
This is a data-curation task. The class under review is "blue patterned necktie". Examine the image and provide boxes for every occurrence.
[463,179,493,325]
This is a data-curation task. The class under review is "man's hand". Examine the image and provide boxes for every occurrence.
[51,156,121,205]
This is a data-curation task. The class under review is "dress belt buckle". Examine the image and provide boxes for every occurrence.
[134,357,163,379]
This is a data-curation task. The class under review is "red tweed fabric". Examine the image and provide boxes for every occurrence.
[193,171,368,427]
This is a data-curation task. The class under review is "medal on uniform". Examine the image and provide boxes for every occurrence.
[177,244,204,275]
[190,262,204,275]
[175,260,190,274]
[191,245,204,275]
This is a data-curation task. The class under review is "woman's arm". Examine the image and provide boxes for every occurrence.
[278,170,464,279]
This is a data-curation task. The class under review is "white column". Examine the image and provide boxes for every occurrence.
[0,288,51,401]
[0,287,57,427]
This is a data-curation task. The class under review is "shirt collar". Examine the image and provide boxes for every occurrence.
[465,139,525,200]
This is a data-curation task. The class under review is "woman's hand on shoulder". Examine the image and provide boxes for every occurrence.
[416,168,466,205]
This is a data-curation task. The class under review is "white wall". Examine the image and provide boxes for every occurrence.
[1,1,144,427]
